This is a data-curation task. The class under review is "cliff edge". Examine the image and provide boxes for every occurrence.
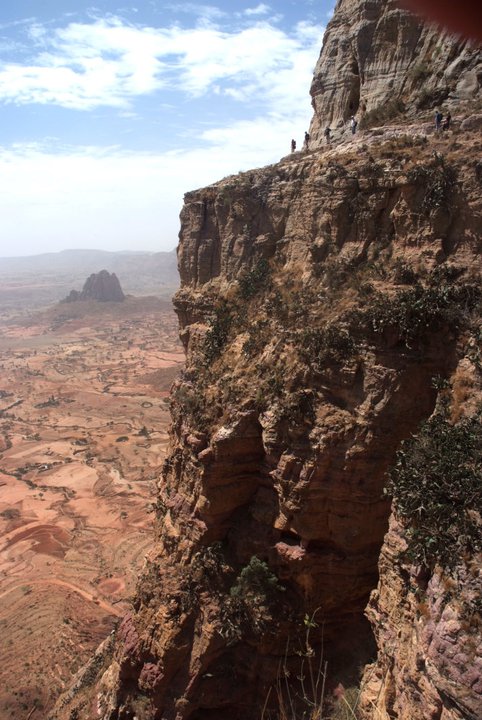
[50,3,481,720]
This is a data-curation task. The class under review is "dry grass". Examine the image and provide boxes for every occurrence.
[451,365,476,423]
[262,612,361,720]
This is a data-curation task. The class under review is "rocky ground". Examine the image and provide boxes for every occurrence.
[0,296,183,718]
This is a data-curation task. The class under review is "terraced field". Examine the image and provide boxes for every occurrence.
[0,297,183,718]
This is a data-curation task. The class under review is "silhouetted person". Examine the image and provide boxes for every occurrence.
[291,138,296,153]
[435,109,443,132]
[304,131,310,150]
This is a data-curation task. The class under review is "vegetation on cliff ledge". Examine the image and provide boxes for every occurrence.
[387,404,482,570]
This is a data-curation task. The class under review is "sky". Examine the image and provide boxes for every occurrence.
[0,1,334,257]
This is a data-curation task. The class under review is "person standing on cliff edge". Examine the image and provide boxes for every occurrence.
[291,139,296,153]
[304,131,310,150]
[434,109,443,132]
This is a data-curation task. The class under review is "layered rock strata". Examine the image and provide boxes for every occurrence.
[51,118,481,719]
[309,0,482,145]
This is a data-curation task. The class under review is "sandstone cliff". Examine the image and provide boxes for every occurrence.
[52,127,481,720]
[50,3,481,720]
[308,0,482,145]
[65,269,125,303]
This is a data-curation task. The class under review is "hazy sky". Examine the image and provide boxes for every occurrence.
[0,1,334,257]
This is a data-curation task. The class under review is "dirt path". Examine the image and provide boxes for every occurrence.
[0,578,126,617]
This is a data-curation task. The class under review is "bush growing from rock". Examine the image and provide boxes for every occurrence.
[386,406,481,570]
[408,159,458,214]
[239,258,270,300]
[203,301,233,363]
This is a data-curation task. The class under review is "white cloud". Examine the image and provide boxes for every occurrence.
[164,3,227,21]
[0,10,327,256]
[0,103,312,255]
[0,15,324,110]
[244,4,271,16]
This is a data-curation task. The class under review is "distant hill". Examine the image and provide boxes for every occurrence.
[0,249,179,312]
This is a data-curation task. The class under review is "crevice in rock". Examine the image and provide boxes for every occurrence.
[346,57,361,119]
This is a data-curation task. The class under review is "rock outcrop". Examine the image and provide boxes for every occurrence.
[64,269,125,303]
[50,3,481,719]
[309,0,482,145]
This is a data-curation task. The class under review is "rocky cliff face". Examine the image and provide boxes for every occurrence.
[361,512,481,720]
[52,125,481,720]
[65,270,125,303]
[308,0,482,145]
[50,3,481,719]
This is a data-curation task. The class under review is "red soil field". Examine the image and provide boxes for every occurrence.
[0,297,183,718]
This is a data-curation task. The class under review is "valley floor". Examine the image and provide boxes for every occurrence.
[0,298,183,718]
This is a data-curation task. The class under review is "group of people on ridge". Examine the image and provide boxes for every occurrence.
[291,131,311,153]
[291,115,358,153]
[291,107,452,154]
[435,109,451,131]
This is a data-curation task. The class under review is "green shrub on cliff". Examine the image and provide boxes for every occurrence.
[408,159,458,214]
[203,301,233,362]
[242,319,270,358]
[220,557,284,644]
[359,98,405,129]
[300,324,358,368]
[386,407,482,569]
[239,258,270,300]
[369,282,480,346]
[230,556,283,600]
